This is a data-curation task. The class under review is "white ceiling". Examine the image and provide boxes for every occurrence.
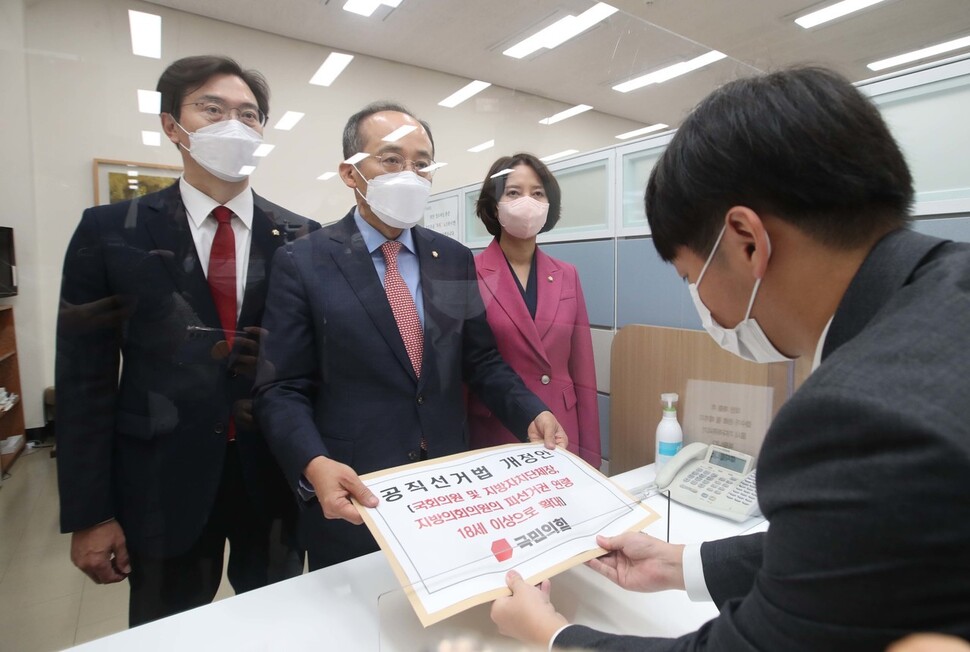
[146,0,970,129]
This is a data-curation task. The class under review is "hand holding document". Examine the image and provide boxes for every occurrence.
[354,444,660,626]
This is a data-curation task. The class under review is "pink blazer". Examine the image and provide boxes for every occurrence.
[467,239,601,466]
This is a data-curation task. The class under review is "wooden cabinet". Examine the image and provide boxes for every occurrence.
[0,305,26,472]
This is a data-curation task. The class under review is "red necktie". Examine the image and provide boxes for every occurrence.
[209,206,236,441]
[380,240,423,377]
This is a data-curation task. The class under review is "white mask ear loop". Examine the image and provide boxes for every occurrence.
[696,225,728,287]
[741,231,772,320]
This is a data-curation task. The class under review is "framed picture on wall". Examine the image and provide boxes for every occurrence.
[93,158,182,205]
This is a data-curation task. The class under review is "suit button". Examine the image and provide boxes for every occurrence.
[416,395,424,405]
[540,374,551,385]
[214,422,225,434]
[408,451,419,462]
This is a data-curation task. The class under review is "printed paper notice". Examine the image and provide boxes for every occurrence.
[355,444,659,626]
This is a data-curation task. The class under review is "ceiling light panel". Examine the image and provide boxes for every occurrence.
[137,89,161,114]
[343,0,401,18]
[795,0,889,29]
[439,80,491,108]
[468,139,495,153]
[128,10,161,59]
[613,51,727,93]
[344,153,370,165]
[310,53,354,87]
[504,2,618,59]
[274,111,305,131]
[382,125,417,142]
[253,144,275,158]
[539,104,593,125]
[616,123,668,140]
[540,150,579,162]
[317,172,338,181]
[867,34,970,71]
[141,131,161,147]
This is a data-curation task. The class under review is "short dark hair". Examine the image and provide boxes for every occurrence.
[646,66,913,262]
[476,153,562,238]
[342,101,435,159]
[156,55,270,123]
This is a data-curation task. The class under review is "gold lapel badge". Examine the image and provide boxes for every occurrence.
[432,250,439,258]
[272,229,281,236]
[547,275,554,282]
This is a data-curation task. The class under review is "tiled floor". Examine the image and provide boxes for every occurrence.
[0,446,236,650]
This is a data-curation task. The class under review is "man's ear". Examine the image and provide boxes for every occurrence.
[339,162,360,191]
[723,206,770,280]
[160,113,181,146]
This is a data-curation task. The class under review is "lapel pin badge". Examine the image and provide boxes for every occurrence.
[272,229,281,237]
[432,250,439,258]
[547,275,554,282]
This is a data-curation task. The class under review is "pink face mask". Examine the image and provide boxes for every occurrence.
[497,196,549,239]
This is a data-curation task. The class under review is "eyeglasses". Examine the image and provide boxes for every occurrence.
[375,153,437,178]
[182,100,267,128]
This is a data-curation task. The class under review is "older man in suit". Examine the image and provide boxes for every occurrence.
[254,101,567,570]
[57,55,317,626]
[492,67,970,650]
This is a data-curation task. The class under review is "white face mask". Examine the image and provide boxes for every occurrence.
[177,119,262,182]
[688,225,793,364]
[498,196,549,239]
[354,168,432,229]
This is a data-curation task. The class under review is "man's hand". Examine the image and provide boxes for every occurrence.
[586,532,686,592]
[527,410,568,450]
[230,326,266,379]
[491,570,568,647]
[304,456,379,525]
[71,520,131,584]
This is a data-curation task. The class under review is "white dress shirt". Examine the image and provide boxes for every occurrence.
[180,177,253,317]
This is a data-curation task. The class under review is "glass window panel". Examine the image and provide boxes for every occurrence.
[621,146,665,230]
[551,159,609,235]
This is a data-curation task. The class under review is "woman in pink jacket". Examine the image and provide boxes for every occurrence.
[467,153,601,467]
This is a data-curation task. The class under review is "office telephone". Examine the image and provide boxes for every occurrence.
[654,442,761,522]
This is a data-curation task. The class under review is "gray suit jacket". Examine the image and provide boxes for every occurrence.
[557,228,970,651]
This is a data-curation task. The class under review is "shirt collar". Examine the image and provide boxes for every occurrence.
[353,207,416,255]
[179,177,254,230]
[812,316,834,371]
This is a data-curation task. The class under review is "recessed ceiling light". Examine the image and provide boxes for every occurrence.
[137,89,161,114]
[615,123,669,140]
[141,131,161,147]
[317,172,338,181]
[343,0,401,18]
[344,152,370,165]
[795,0,888,29]
[310,53,354,87]
[420,162,448,173]
[490,168,515,179]
[238,165,256,176]
[127,170,139,177]
[539,105,592,125]
[540,150,579,162]
[382,125,417,142]
[867,34,970,71]
[504,2,618,59]
[438,80,491,108]
[253,144,275,158]
[128,10,161,59]
[274,111,305,131]
[613,51,727,93]
[468,139,495,153]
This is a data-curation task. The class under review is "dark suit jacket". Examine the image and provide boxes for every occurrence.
[56,182,319,557]
[557,228,970,650]
[253,210,548,564]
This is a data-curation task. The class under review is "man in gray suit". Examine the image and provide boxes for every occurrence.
[491,67,970,650]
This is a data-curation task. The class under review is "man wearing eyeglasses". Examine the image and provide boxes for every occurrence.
[254,102,568,570]
[56,55,318,625]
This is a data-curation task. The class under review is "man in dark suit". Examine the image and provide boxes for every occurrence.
[492,67,970,650]
[254,101,567,570]
[57,55,318,626]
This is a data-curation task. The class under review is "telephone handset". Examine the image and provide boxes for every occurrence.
[654,442,761,522]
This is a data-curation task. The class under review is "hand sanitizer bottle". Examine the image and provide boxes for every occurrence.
[655,393,683,472]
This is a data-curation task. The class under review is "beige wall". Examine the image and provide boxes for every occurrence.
[0,0,45,428]
[21,0,643,427]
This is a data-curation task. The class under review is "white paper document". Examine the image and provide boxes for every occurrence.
[356,444,660,626]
